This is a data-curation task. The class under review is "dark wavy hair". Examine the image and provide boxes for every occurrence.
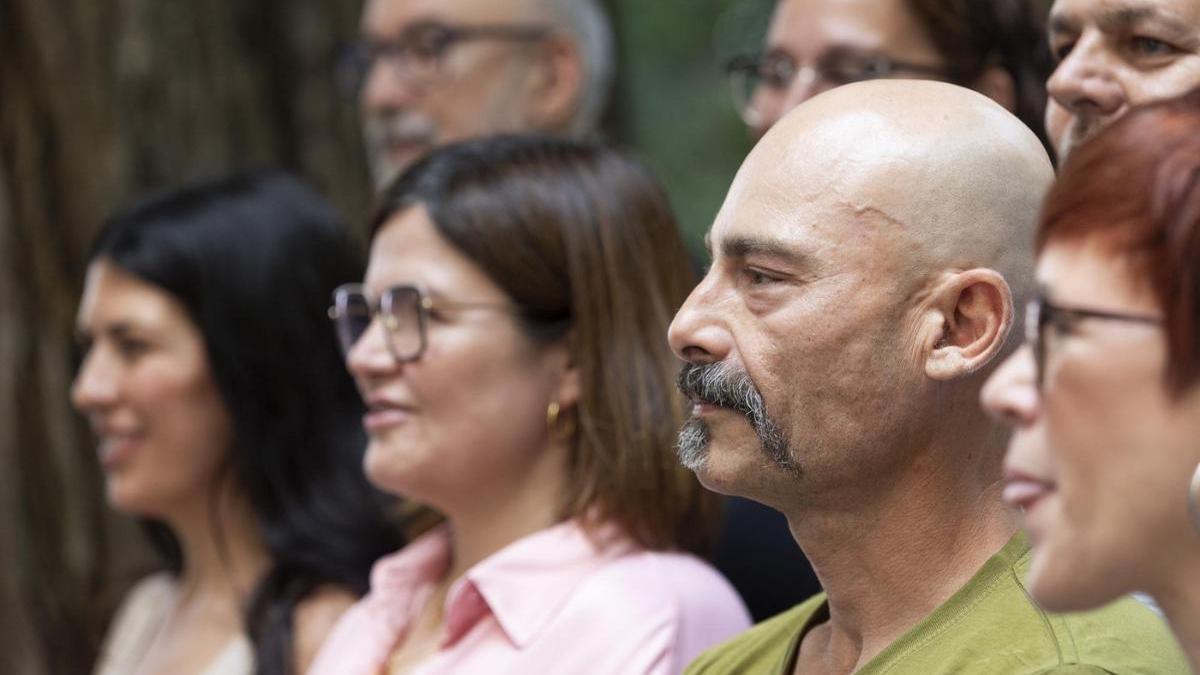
[371,135,719,555]
[89,170,404,674]
[1038,87,1200,396]
[907,0,1054,153]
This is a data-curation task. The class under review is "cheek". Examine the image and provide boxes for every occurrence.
[1137,59,1200,103]
[113,370,232,514]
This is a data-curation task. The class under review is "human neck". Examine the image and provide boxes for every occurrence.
[439,438,570,587]
[781,440,1017,672]
[1149,545,1200,672]
[164,484,271,610]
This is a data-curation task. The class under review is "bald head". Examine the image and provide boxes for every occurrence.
[744,80,1051,298]
[670,80,1052,506]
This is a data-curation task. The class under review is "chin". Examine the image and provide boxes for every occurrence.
[105,478,166,520]
[1025,541,1127,613]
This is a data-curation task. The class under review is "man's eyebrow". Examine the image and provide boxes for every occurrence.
[721,235,809,267]
[703,232,713,258]
[1052,5,1190,35]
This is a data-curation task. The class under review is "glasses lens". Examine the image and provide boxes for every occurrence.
[334,288,373,357]
[382,286,425,360]
[1028,299,1046,388]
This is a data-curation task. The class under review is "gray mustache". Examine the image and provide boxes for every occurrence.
[676,361,765,417]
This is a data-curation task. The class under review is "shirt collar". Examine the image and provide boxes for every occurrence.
[448,519,635,648]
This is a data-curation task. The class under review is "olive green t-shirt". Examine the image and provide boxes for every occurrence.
[687,534,1186,674]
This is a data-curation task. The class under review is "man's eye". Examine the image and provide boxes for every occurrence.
[1130,36,1176,58]
[1051,40,1075,62]
[745,268,778,286]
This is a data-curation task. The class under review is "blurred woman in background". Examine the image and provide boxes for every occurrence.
[983,87,1200,669]
[74,171,404,674]
[312,135,749,675]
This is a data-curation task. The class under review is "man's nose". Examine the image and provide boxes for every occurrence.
[668,276,734,366]
[361,57,419,113]
[980,345,1041,428]
[1046,33,1126,120]
[780,65,827,113]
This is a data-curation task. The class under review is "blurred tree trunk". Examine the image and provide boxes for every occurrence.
[0,1,370,672]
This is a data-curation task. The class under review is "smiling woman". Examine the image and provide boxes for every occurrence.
[312,135,750,675]
[74,171,404,675]
[983,86,1200,670]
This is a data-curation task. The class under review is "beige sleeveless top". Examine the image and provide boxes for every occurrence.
[93,573,253,675]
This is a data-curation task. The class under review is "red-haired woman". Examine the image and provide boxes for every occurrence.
[983,87,1200,669]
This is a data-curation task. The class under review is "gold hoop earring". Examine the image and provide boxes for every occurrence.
[1189,462,1200,535]
[546,401,560,429]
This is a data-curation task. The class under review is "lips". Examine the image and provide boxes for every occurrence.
[95,430,144,470]
[1002,467,1056,512]
[363,396,417,433]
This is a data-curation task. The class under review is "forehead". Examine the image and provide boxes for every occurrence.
[362,0,540,36]
[709,150,895,263]
[77,261,190,331]
[365,206,504,299]
[1036,238,1155,310]
[1049,0,1200,32]
[766,0,931,51]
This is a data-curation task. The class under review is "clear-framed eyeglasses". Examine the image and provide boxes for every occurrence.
[1024,295,1162,389]
[724,49,959,128]
[335,20,551,97]
[329,283,520,363]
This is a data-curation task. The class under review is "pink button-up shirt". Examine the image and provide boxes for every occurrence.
[307,520,750,675]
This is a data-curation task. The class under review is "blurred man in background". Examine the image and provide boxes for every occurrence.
[1044,0,1200,161]
[340,0,614,189]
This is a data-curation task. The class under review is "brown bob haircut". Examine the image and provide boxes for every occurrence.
[1038,87,1200,396]
[370,135,717,554]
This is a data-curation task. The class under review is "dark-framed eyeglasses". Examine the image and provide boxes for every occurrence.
[328,283,519,363]
[724,49,959,127]
[335,20,552,97]
[1025,295,1162,388]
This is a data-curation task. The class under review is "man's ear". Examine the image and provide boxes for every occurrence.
[921,269,1014,381]
[525,34,584,132]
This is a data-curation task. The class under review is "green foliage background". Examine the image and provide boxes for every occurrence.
[609,0,776,257]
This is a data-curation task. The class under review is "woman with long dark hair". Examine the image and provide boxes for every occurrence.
[311,135,749,674]
[75,171,404,674]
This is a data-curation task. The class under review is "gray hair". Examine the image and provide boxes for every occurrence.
[541,0,615,135]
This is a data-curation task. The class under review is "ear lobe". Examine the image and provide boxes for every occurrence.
[526,35,584,132]
[924,269,1014,381]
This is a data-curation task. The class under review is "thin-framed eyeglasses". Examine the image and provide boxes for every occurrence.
[335,20,552,97]
[329,283,520,363]
[1024,295,1162,388]
[724,49,960,127]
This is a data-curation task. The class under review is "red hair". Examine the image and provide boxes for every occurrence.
[1038,87,1200,395]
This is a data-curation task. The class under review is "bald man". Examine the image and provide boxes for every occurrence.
[345,0,613,190]
[672,81,1185,674]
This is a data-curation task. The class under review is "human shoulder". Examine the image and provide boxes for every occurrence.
[1045,594,1189,673]
[685,593,827,675]
[292,584,360,672]
[569,549,748,625]
[94,572,178,675]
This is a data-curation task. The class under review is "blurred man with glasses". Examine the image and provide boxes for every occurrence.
[1043,0,1200,161]
[339,0,613,190]
[728,0,1053,150]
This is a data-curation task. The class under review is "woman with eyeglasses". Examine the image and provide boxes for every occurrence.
[982,87,1200,670]
[310,135,750,675]
[75,171,404,675]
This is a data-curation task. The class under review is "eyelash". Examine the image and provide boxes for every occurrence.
[744,267,780,286]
